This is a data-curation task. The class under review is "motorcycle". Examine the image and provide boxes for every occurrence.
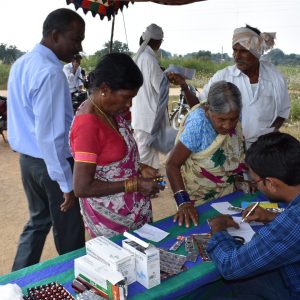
[72,90,88,113]
[169,85,197,130]
[0,95,7,142]
[71,69,90,113]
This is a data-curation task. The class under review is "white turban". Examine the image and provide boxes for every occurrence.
[133,24,164,62]
[232,27,276,58]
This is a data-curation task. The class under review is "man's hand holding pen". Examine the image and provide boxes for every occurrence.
[242,203,278,224]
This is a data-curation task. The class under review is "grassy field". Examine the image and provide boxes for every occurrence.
[281,122,300,140]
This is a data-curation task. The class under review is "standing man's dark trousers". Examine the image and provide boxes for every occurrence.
[12,154,85,271]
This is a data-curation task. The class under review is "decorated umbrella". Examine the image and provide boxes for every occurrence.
[66,0,133,21]
[66,0,206,52]
[66,1,204,20]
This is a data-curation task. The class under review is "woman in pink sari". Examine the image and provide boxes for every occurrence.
[69,53,162,238]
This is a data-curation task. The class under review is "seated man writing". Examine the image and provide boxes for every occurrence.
[207,132,300,299]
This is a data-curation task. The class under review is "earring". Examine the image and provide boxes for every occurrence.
[101,93,105,96]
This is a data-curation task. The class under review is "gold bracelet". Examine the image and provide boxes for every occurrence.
[128,179,133,192]
[124,179,131,193]
[124,179,129,193]
[125,177,138,193]
[133,177,138,192]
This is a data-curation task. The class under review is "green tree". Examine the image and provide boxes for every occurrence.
[0,43,24,64]
[186,50,212,60]
[264,48,285,65]
[159,49,172,58]
[95,40,132,57]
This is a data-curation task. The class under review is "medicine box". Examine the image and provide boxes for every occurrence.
[122,238,160,289]
[85,236,136,284]
[74,255,127,300]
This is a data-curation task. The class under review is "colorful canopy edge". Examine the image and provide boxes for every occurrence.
[135,0,204,4]
[66,0,134,21]
[66,0,206,20]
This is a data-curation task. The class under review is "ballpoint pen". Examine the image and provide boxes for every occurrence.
[240,201,260,224]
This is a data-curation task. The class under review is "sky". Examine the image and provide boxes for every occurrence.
[0,0,300,57]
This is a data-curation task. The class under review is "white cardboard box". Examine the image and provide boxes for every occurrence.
[74,255,127,300]
[85,236,136,284]
[122,238,160,289]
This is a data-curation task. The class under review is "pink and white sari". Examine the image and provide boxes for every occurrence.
[71,114,152,238]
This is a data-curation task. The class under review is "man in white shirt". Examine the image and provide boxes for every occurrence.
[8,8,85,271]
[131,24,165,170]
[169,25,290,149]
[63,53,84,96]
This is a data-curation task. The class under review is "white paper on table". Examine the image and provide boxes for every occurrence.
[134,223,169,242]
[227,217,256,243]
[211,201,240,215]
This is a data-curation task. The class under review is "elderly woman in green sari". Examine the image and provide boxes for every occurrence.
[166,81,246,228]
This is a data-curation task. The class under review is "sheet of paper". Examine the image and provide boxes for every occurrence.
[211,201,240,215]
[227,217,256,243]
[134,223,169,242]
[165,64,196,80]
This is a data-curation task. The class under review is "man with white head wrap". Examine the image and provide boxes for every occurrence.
[131,24,166,170]
[169,24,290,150]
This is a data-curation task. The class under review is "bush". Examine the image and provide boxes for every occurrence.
[0,63,10,90]
[289,92,300,122]
[278,65,300,91]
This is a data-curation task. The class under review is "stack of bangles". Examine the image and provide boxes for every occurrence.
[174,190,191,210]
[124,177,138,193]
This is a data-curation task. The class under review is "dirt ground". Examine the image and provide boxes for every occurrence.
[0,131,176,276]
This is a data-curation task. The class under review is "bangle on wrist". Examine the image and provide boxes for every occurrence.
[174,190,191,209]
[174,189,185,195]
[124,177,138,193]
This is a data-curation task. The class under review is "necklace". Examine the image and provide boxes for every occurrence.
[89,97,122,137]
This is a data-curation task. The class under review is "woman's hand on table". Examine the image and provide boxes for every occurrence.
[174,202,198,228]
[208,215,239,234]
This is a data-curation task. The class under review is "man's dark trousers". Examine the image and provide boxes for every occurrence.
[12,154,85,271]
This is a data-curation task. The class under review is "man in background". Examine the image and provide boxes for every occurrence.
[169,25,290,149]
[7,8,85,271]
[63,53,84,97]
[131,23,167,172]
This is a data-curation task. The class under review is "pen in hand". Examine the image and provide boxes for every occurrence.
[240,202,260,224]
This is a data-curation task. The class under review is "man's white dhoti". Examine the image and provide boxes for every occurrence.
[133,129,160,169]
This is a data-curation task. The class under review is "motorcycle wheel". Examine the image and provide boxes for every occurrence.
[169,107,189,130]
